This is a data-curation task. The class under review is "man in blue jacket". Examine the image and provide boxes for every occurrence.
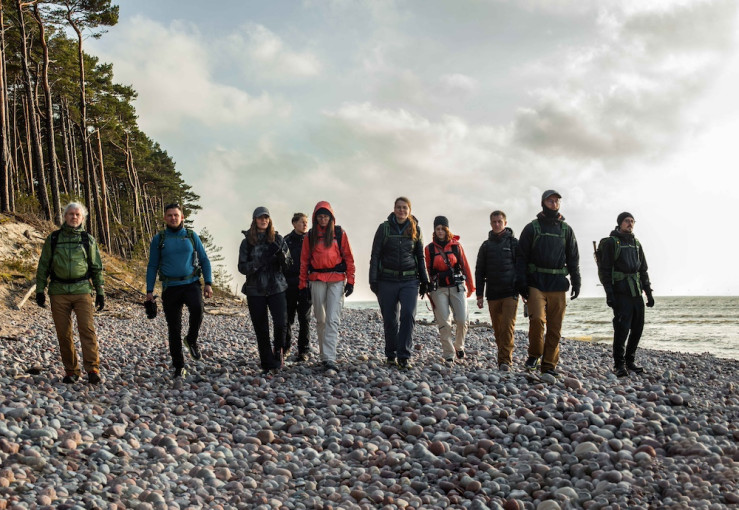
[146,203,213,378]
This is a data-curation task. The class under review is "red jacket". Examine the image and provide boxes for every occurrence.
[424,235,475,297]
[299,201,356,289]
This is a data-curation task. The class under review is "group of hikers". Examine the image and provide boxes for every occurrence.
[34,190,654,384]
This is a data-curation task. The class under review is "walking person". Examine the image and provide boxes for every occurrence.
[517,190,581,378]
[597,212,654,377]
[238,206,291,374]
[475,210,520,372]
[284,212,313,362]
[369,197,430,370]
[35,202,105,384]
[299,201,355,371]
[146,203,213,379]
[425,216,475,363]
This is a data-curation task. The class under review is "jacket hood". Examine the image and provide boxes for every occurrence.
[312,201,335,223]
[536,211,564,222]
[488,227,514,240]
[611,228,634,241]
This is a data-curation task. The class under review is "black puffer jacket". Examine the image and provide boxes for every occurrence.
[516,212,580,293]
[475,227,519,300]
[238,231,291,297]
[369,214,429,284]
[598,228,651,296]
[283,230,306,286]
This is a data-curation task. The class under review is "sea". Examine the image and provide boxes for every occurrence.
[347,296,739,361]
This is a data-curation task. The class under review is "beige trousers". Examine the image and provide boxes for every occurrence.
[50,293,100,375]
[526,287,566,371]
[430,285,468,358]
[488,296,519,366]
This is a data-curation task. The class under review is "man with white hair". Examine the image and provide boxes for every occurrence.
[36,202,105,385]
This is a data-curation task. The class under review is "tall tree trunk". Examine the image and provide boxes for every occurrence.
[95,129,109,248]
[60,98,74,196]
[87,136,103,242]
[0,0,10,212]
[78,123,93,231]
[20,95,33,194]
[14,0,49,219]
[32,3,61,224]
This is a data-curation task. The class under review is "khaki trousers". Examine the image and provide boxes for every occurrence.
[487,296,519,366]
[50,294,100,375]
[430,286,468,358]
[526,287,566,371]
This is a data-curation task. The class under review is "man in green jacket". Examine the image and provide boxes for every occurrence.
[36,202,105,385]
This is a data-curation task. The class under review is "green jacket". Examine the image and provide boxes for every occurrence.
[36,224,104,296]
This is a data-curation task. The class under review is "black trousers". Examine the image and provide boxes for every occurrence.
[612,293,645,367]
[247,292,287,370]
[285,283,312,354]
[162,282,204,369]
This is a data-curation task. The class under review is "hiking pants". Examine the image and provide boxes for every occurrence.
[247,292,287,371]
[162,281,204,369]
[377,279,419,361]
[612,293,645,367]
[488,296,519,366]
[50,293,99,376]
[527,287,566,372]
[310,280,344,362]
[285,283,312,354]
[430,285,468,359]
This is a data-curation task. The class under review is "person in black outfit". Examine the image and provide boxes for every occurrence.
[284,212,312,362]
[238,206,291,373]
[598,212,654,377]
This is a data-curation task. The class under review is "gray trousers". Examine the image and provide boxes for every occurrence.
[429,285,468,358]
[310,280,344,362]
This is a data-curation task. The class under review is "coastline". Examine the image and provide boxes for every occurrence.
[0,303,737,508]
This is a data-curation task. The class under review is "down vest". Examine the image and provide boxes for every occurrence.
[369,214,429,284]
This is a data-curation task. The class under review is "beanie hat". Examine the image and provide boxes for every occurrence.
[253,206,270,219]
[617,212,634,225]
[434,216,449,228]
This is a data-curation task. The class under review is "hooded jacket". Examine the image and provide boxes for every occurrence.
[299,201,356,289]
[36,223,104,296]
[598,228,651,297]
[516,211,581,293]
[369,214,429,284]
[475,227,519,300]
[424,235,475,297]
[237,230,291,297]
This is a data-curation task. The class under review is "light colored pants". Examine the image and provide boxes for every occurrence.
[488,296,519,366]
[430,285,468,358]
[310,280,344,362]
[50,293,100,376]
[526,287,567,371]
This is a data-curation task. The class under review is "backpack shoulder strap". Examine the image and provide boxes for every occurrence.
[334,225,343,250]
[611,236,621,261]
[49,229,61,258]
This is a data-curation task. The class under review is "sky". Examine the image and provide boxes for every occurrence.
[87,0,739,300]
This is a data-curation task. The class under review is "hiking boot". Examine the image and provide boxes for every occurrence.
[183,338,201,360]
[542,369,560,378]
[62,374,79,384]
[445,357,455,364]
[274,348,285,368]
[173,367,187,379]
[615,366,629,378]
[296,352,309,363]
[626,362,644,374]
[323,360,338,371]
[386,357,397,367]
[87,371,101,385]
[524,356,540,371]
[499,363,511,372]
[456,350,465,360]
[398,359,412,370]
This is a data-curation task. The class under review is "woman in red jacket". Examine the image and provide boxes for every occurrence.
[299,201,355,371]
[425,216,475,363]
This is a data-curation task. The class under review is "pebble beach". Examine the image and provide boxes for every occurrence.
[0,301,737,510]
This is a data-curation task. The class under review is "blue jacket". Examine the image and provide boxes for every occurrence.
[146,226,213,292]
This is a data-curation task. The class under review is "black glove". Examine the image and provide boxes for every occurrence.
[95,294,105,311]
[517,285,529,301]
[144,299,157,319]
[344,283,354,297]
[645,290,655,308]
[370,282,378,295]
[36,293,46,308]
[419,282,429,297]
[299,287,311,302]
[570,285,580,300]
[605,290,614,308]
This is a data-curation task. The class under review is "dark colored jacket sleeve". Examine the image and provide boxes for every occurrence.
[638,243,652,293]
[369,224,384,285]
[237,238,255,275]
[474,241,487,298]
[277,236,292,273]
[414,233,429,284]
[598,237,616,295]
[566,225,581,289]
[516,223,533,289]
[192,232,213,285]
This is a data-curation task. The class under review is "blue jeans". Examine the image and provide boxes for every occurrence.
[377,279,419,360]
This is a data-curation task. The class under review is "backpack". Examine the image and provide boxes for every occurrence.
[48,229,92,283]
[594,235,642,296]
[308,226,346,273]
[527,219,569,276]
[157,228,202,282]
